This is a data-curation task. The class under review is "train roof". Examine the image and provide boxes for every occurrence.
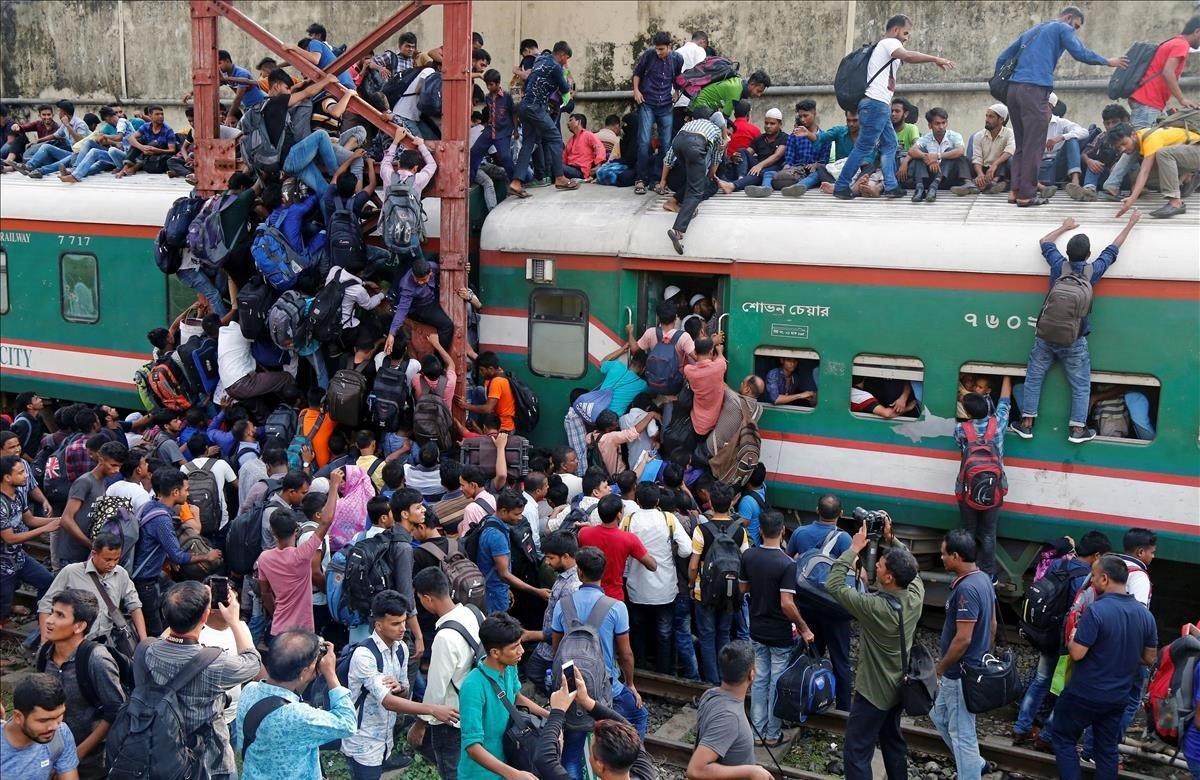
[480,186,1200,283]
[0,175,442,238]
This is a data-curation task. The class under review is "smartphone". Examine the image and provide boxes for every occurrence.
[210,576,229,607]
[562,660,577,692]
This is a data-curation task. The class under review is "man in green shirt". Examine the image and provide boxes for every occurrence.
[458,612,549,779]
[827,512,924,780]
[891,99,922,185]
[693,71,772,117]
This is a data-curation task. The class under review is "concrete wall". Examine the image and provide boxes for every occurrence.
[2,0,1197,130]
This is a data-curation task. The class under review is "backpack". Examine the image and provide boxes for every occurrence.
[263,404,299,448]
[1146,630,1200,746]
[325,546,366,626]
[1093,397,1132,438]
[239,101,292,174]
[707,398,761,488]
[38,433,82,509]
[570,387,613,427]
[342,531,395,615]
[37,639,135,710]
[181,460,221,537]
[369,361,413,433]
[463,515,538,583]
[223,484,280,576]
[699,518,745,611]
[105,641,223,780]
[796,529,848,591]
[421,539,487,609]
[773,644,837,723]
[673,56,739,99]
[162,193,206,249]
[236,276,279,342]
[327,194,366,269]
[834,41,895,112]
[287,412,326,471]
[268,290,311,350]
[326,361,370,428]
[155,238,182,276]
[551,592,618,729]
[147,358,193,411]
[380,175,426,257]
[957,417,1006,511]
[134,362,158,411]
[1108,40,1170,100]
[306,269,355,343]
[556,506,591,535]
[186,193,240,271]
[1035,269,1094,346]
[417,70,443,117]
[252,221,307,291]
[175,522,219,581]
[186,338,220,397]
[507,373,541,433]
[380,66,425,107]
[1019,561,1076,654]
[644,327,685,395]
[412,375,453,450]
[88,496,138,568]
[300,638,387,751]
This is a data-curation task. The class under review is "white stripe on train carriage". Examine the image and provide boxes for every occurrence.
[0,340,145,387]
[478,312,620,366]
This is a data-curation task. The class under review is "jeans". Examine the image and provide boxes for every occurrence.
[419,723,461,780]
[630,601,675,674]
[1038,138,1082,185]
[1084,163,1112,190]
[1129,99,1163,130]
[751,642,793,740]
[561,163,585,179]
[514,101,564,181]
[636,103,673,184]
[1015,649,1058,735]
[1050,689,1125,780]
[176,267,229,316]
[695,603,734,684]
[304,350,330,390]
[330,126,368,183]
[470,130,514,182]
[959,502,999,577]
[673,593,700,679]
[836,98,897,191]
[931,677,985,780]
[72,147,117,179]
[735,595,750,641]
[0,556,54,621]
[134,577,164,638]
[910,156,969,187]
[107,148,128,168]
[1021,335,1091,427]
[667,132,716,233]
[345,758,382,780]
[844,692,907,780]
[28,144,72,174]
[613,685,649,737]
[810,615,853,711]
[284,131,340,195]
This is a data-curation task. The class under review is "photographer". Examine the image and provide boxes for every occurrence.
[826,511,924,780]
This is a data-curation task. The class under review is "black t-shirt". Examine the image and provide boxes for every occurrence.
[738,546,798,647]
[262,94,292,149]
[750,130,786,163]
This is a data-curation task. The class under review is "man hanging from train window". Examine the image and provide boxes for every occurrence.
[1009,211,1141,444]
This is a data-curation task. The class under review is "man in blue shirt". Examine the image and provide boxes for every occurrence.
[474,489,549,614]
[113,105,175,176]
[510,41,578,197]
[219,50,267,119]
[1010,212,1140,443]
[632,31,683,194]
[294,23,356,90]
[775,99,831,196]
[994,6,1127,207]
[932,529,996,780]
[1048,554,1158,780]
[734,463,767,545]
[765,357,817,407]
[953,374,1011,579]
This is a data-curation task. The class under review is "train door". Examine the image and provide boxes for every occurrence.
[632,270,730,339]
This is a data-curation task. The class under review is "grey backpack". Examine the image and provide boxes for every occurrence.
[1093,397,1132,438]
[380,175,426,257]
[1035,269,1093,346]
[551,593,617,729]
[239,103,292,174]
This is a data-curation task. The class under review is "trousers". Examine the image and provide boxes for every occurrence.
[1007,82,1053,200]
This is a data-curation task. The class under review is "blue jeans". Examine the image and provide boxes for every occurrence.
[636,103,673,184]
[28,144,72,174]
[72,147,118,179]
[1021,335,1091,427]
[931,677,984,780]
[1050,689,1125,780]
[176,267,229,316]
[284,131,339,195]
[470,130,514,180]
[695,603,734,685]
[735,595,750,641]
[836,98,897,191]
[673,593,700,679]
[513,101,564,182]
[0,555,54,621]
[731,148,781,191]
[1014,649,1058,735]
[1084,163,1111,190]
[1038,138,1082,184]
[107,148,128,168]
[751,642,793,741]
[330,126,368,183]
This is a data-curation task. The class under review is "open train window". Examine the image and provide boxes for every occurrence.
[754,348,819,411]
[1086,373,1159,444]
[851,354,923,421]
[61,252,99,324]
[0,247,8,315]
[958,363,1026,421]
[528,288,588,379]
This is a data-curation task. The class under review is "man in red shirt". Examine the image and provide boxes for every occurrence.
[726,99,762,176]
[577,494,657,600]
[683,336,728,438]
[561,113,608,180]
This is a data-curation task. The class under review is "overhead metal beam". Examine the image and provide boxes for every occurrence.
[325,1,430,77]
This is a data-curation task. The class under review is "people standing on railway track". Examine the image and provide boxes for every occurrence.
[56,440,123,569]
[39,532,147,649]
[954,374,1011,580]
[659,108,731,255]
[11,392,46,460]
[689,481,750,685]
[827,513,923,780]
[832,14,955,200]
[994,6,1129,207]
[1048,554,1158,780]
[623,483,691,674]
[686,639,773,780]
[0,456,58,632]
[1009,211,1140,444]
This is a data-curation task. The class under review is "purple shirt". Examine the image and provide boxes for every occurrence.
[388,262,439,334]
[633,48,683,107]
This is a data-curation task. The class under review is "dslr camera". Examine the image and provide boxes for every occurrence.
[853,507,887,541]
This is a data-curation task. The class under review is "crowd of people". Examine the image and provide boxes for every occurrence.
[1,6,1198,780]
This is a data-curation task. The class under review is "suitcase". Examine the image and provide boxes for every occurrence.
[460,434,530,479]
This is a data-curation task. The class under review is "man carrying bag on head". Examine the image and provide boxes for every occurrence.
[826,511,929,780]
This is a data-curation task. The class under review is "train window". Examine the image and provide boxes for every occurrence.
[754,348,819,410]
[166,275,195,322]
[1086,373,1160,444]
[0,247,8,315]
[528,288,588,379]
[61,252,99,324]
[851,354,923,421]
[958,363,1026,421]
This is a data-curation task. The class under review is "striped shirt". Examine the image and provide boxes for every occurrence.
[663,119,726,169]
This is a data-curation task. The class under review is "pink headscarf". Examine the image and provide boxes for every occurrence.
[328,465,376,553]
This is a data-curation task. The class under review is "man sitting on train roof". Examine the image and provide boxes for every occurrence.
[1036,93,1089,197]
[953,103,1014,196]
[113,105,176,178]
[1067,103,1129,202]
[905,107,968,203]
[769,99,833,198]
[1111,119,1200,219]
[734,107,787,196]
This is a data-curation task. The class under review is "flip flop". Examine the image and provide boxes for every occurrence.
[635,182,647,194]
[507,186,530,199]
[554,180,580,190]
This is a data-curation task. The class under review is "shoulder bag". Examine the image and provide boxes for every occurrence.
[959,573,1023,713]
[886,592,937,716]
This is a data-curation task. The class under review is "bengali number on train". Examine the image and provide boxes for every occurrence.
[964,313,1039,330]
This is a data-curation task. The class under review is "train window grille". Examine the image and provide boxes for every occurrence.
[60,252,99,324]
[528,288,588,379]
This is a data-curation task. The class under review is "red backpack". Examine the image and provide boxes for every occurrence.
[1146,626,1200,747]
[673,56,739,99]
[148,360,193,411]
[957,417,1005,510]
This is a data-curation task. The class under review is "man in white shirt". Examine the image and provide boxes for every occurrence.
[325,265,385,345]
[218,319,293,401]
[181,436,239,529]
[622,483,692,674]
[105,449,152,512]
[673,31,710,127]
[392,66,437,138]
[521,472,548,556]
[411,569,481,780]
[199,592,241,727]
[1038,93,1090,191]
[620,405,658,472]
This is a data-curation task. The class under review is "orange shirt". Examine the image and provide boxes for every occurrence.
[487,376,516,432]
[298,408,336,467]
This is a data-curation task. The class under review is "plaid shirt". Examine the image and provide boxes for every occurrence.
[664,119,725,169]
[783,129,832,168]
[63,436,95,483]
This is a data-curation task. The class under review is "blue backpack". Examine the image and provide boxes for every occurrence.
[417,71,443,117]
[594,161,629,186]
[252,218,308,290]
[187,192,242,270]
[644,326,685,395]
[326,546,366,627]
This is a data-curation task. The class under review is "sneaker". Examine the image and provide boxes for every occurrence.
[831,188,856,200]
[911,185,925,203]
[1008,420,1034,439]
[781,184,807,198]
[950,184,980,196]
[1032,736,1054,754]
[1150,202,1186,219]
[1065,182,1087,201]
[924,184,939,202]
[27,171,43,179]
[744,185,772,198]
[527,177,551,188]
[1011,730,1034,747]
[1098,189,1121,202]
[1040,185,1058,200]
[1069,426,1097,443]
[381,753,413,771]
[1081,187,1097,202]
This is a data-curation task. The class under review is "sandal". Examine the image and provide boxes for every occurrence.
[667,228,684,255]
[634,182,647,194]
[1017,196,1050,207]
[507,185,531,199]
[554,180,580,190]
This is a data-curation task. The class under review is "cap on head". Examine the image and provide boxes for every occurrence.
[765,107,783,121]
[987,103,1009,121]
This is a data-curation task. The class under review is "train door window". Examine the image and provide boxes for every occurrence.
[0,247,8,315]
[61,252,99,324]
[957,363,1026,421]
[529,288,588,379]
[635,272,728,338]
[1087,373,1160,444]
[851,354,924,421]
[166,275,195,323]
[755,348,820,410]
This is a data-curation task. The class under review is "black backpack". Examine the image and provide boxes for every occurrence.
[369,361,413,432]
[380,67,424,107]
[105,641,223,780]
[306,269,354,344]
[699,518,745,611]
[834,41,894,111]
[263,404,299,448]
[224,486,280,576]
[36,639,135,709]
[343,532,395,615]
[326,361,370,428]
[464,515,538,583]
[1108,40,1170,100]
[327,194,365,269]
[181,460,221,537]
[1019,562,1076,653]
[506,373,541,433]
[237,276,279,342]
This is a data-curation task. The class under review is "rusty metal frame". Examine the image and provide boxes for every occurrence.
[189,0,471,396]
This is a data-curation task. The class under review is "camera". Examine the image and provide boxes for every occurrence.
[853,507,887,541]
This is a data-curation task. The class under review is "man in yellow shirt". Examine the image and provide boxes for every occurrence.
[1112,122,1200,219]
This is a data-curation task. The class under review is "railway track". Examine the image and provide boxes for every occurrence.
[634,671,1163,780]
